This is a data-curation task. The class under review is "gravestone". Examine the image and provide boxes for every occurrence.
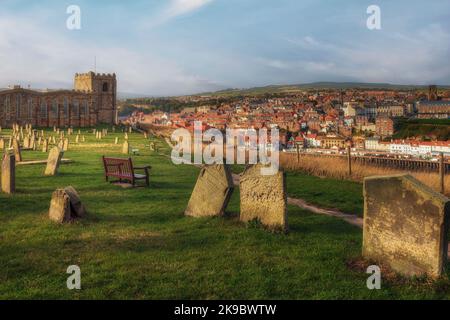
[62,138,69,151]
[1,154,15,194]
[64,186,86,218]
[239,164,288,232]
[0,138,4,150]
[363,174,450,278]
[23,136,31,148]
[49,189,71,223]
[42,139,49,152]
[115,137,119,145]
[185,164,234,217]
[44,147,64,176]
[122,141,130,154]
[12,138,22,162]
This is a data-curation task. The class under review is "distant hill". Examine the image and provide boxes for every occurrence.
[198,82,450,97]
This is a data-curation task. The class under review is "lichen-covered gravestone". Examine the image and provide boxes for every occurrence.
[239,164,288,232]
[44,147,64,176]
[185,164,234,217]
[363,174,450,278]
[48,186,86,223]
[1,154,15,194]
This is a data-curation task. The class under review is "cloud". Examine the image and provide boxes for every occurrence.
[146,0,214,28]
[0,13,223,95]
[165,0,213,19]
[283,28,450,84]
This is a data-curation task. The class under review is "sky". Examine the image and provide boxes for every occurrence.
[0,0,449,96]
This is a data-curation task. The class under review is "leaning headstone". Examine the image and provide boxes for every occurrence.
[363,174,450,278]
[122,141,130,154]
[44,147,64,176]
[239,164,287,232]
[185,164,234,217]
[1,154,15,194]
[0,138,4,150]
[12,138,22,162]
[115,137,119,145]
[64,186,87,218]
[49,186,86,223]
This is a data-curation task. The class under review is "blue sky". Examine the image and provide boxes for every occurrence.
[0,0,449,95]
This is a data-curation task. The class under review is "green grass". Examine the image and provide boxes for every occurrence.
[233,165,364,216]
[0,128,449,299]
[286,171,364,216]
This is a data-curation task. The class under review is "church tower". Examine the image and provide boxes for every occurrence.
[74,72,117,124]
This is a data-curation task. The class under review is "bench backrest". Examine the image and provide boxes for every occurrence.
[102,156,135,178]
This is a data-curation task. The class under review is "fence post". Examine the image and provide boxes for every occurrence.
[296,144,300,164]
[347,145,352,176]
[439,152,445,194]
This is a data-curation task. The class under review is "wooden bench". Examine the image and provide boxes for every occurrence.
[102,156,151,187]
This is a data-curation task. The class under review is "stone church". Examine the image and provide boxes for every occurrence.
[0,72,117,128]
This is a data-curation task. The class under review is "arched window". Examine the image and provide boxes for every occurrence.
[40,101,47,118]
[52,99,58,116]
[102,82,109,92]
[5,96,10,120]
[63,97,69,118]
[73,99,79,116]
[28,98,33,118]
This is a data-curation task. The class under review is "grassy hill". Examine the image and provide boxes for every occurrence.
[200,82,450,97]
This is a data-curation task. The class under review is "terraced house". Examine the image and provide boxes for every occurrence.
[0,72,117,128]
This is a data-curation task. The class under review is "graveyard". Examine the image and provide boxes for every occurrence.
[0,126,449,299]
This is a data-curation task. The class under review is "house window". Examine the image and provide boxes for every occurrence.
[73,99,79,116]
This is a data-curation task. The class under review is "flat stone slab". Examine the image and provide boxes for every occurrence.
[185,164,234,217]
[239,164,288,232]
[363,174,450,278]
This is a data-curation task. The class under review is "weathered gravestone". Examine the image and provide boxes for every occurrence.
[1,154,15,194]
[48,186,86,223]
[122,141,130,154]
[12,138,22,162]
[62,138,69,151]
[42,139,49,153]
[0,138,4,150]
[363,174,450,278]
[185,164,234,217]
[44,147,64,176]
[239,164,287,232]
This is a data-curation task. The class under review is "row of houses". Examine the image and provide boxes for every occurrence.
[364,138,450,156]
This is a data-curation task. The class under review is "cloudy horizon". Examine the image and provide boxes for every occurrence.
[0,0,449,96]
